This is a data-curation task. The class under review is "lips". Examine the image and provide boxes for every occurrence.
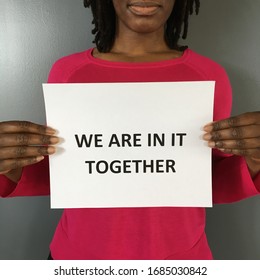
[128,1,161,16]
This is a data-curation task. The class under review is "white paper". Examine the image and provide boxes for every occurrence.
[43,82,215,208]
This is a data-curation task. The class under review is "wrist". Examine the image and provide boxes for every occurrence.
[245,157,260,179]
[4,168,23,183]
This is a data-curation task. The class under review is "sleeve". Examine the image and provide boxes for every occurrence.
[211,65,260,203]
[0,158,50,198]
[0,57,67,198]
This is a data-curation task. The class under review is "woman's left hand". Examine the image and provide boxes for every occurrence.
[203,111,260,177]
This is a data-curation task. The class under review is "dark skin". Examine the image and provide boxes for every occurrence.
[0,121,58,182]
[203,112,260,178]
[1,0,260,183]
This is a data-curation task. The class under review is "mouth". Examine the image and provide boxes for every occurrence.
[128,2,161,16]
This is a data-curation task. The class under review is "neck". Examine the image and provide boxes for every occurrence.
[111,26,170,56]
[92,23,183,63]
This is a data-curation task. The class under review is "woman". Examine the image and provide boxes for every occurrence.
[0,0,259,259]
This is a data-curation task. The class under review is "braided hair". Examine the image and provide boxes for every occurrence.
[83,0,200,52]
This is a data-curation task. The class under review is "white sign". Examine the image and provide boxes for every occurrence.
[43,82,214,208]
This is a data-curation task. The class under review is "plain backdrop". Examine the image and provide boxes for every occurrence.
[0,0,259,259]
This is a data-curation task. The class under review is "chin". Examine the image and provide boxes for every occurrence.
[126,17,164,34]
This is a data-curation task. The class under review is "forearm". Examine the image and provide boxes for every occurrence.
[212,152,260,204]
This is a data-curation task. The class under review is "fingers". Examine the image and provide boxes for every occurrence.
[207,137,260,149]
[0,133,59,147]
[0,121,59,174]
[0,146,56,160]
[0,144,56,173]
[0,121,56,135]
[204,125,260,142]
[0,156,45,174]
[204,112,260,132]
[203,112,260,159]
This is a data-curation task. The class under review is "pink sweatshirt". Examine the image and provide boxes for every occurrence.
[1,48,260,259]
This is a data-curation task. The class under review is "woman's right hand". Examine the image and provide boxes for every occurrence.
[0,121,59,182]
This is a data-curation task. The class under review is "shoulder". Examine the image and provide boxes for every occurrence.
[47,48,93,83]
[185,49,229,80]
[185,49,232,120]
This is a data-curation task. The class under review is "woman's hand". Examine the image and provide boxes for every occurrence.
[203,112,260,178]
[0,121,59,182]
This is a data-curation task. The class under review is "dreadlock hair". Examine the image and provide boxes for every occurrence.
[83,0,200,52]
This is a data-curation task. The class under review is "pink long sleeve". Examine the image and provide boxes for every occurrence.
[203,56,260,203]
[212,150,260,203]
[0,158,50,198]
